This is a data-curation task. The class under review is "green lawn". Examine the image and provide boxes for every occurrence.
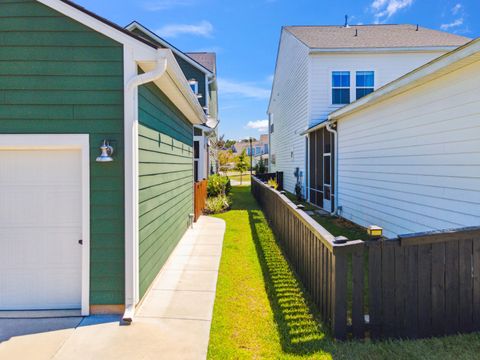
[208,186,480,360]
[227,173,252,183]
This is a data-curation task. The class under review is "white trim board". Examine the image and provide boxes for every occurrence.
[126,22,214,77]
[0,134,90,316]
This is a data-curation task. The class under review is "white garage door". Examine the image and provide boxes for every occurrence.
[0,149,83,310]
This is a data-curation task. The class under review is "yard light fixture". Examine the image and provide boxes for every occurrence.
[367,225,383,238]
[96,140,114,162]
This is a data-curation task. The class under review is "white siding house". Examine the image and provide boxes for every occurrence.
[330,39,480,238]
[268,29,310,193]
[269,24,471,213]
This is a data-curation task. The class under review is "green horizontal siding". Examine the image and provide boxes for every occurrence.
[138,82,193,299]
[0,1,125,305]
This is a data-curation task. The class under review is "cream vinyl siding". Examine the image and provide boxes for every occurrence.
[269,30,310,193]
[309,51,446,126]
[337,60,480,238]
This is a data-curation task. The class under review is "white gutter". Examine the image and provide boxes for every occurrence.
[127,50,167,90]
[325,121,338,216]
[123,49,167,324]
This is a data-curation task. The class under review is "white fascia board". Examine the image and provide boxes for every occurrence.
[329,38,480,121]
[139,49,207,125]
[126,22,214,77]
[37,0,155,59]
[309,46,458,54]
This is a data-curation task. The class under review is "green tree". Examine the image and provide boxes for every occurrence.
[235,149,249,185]
[255,157,267,175]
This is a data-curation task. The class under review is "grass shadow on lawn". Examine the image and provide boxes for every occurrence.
[247,205,337,356]
[210,186,480,360]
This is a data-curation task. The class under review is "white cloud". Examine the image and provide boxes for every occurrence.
[218,78,271,99]
[144,0,196,11]
[440,18,464,30]
[370,0,414,23]
[451,3,462,15]
[156,21,213,38]
[246,120,269,132]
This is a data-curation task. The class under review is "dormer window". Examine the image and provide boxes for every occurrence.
[332,71,350,105]
[356,71,374,99]
[188,79,199,95]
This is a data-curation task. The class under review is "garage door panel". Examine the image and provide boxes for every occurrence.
[0,149,83,310]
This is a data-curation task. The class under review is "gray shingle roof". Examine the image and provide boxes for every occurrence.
[186,52,216,73]
[285,24,471,49]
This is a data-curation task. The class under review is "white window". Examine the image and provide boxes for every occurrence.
[189,79,199,94]
[356,71,374,99]
[332,71,350,105]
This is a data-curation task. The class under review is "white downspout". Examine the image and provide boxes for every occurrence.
[326,121,338,216]
[123,50,167,323]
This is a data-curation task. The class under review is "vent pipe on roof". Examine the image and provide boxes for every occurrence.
[344,15,350,28]
[416,24,419,31]
[355,28,358,37]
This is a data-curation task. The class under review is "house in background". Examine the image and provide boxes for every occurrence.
[322,37,480,238]
[126,22,219,181]
[232,134,269,167]
[0,0,208,318]
[268,24,470,214]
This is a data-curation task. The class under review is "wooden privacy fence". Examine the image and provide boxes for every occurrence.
[252,176,480,340]
[254,171,284,191]
[194,179,208,222]
[252,176,364,339]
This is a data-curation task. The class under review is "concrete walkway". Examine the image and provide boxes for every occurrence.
[0,216,226,360]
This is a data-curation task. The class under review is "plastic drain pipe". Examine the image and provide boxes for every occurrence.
[123,50,167,324]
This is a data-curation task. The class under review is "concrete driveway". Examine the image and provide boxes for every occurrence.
[0,216,226,360]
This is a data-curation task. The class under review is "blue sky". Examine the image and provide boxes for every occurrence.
[74,0,479,140]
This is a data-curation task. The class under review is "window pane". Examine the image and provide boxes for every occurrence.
[332,89,350,104]
[332,71,350,87]
[356,71,374,87]
[356,88,374,99]
[194,141,200,159]
[324,155,331,186]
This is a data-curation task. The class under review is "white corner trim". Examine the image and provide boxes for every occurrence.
[0,134,91,316]
[124,45,140,312]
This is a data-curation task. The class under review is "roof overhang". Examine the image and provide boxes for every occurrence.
[139,50,207,125]
[126,22,214,77]
[300,119,329,135]
[309,46,459,55]
[328,37,480,121]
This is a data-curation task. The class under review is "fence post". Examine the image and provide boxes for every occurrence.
[331,249,348,340]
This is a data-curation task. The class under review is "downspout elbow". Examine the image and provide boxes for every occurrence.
[127,50,168,91]
[325,121,338,216]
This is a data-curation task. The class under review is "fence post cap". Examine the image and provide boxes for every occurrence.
[333,236,348,244]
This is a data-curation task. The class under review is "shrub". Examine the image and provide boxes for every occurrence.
[208,174,231,197]
[267,178,278,190]
[204,195,232,214]
[254,158,267,175]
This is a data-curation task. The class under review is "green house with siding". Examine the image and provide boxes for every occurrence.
[0,0,207,318]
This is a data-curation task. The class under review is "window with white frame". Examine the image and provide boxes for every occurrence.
[332,71,350,105]
[188,79,199,94]
[356,71,374,99]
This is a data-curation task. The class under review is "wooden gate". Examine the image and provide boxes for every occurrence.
[194,179,208,222]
